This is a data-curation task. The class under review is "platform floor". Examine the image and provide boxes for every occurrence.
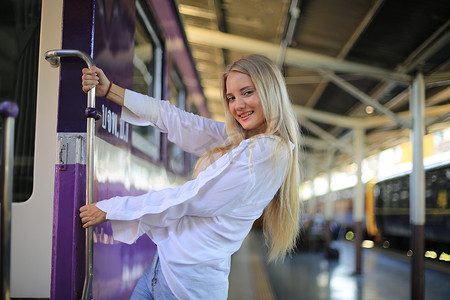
[229,231,450,300]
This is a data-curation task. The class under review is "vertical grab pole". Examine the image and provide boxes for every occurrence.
[44,50,100,300]
[0,101,19,300]
[83,72,96,300]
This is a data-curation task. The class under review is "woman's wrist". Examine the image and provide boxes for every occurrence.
[105,81,113,97]
[105,82,125,106]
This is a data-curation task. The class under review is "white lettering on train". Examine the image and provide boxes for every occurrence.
[102,104,129,143]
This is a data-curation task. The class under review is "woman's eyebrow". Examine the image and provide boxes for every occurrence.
[240,85,254,91]
[226,85,255,96]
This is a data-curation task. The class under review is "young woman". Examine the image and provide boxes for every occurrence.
[80,54,302,299]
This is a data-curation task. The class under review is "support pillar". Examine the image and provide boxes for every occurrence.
[410,73,425,300]
[308,176,317,251]
[353,127,365,275]
[325,168,333,250]
[307,158,317,220]
[324,152,334,257]
[308,193,317,219]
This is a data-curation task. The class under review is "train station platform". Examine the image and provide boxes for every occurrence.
[229,231,450,300]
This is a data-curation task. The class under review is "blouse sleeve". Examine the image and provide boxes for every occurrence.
[121,89,228,156]
[95,136,290,244]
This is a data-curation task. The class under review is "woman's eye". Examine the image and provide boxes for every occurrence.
[243,90,253,96]
[227,96,235,102]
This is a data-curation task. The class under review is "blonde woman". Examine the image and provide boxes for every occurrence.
[80,54,302,299]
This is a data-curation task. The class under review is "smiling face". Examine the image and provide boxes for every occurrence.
[225,71,266,138]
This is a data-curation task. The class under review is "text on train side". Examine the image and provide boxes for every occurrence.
[102,104,129,143]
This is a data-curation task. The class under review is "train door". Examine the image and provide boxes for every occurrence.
[1,0,63,298]
[49,0,172,299]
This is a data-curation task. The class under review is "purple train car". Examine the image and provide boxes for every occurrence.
[7,0,207,298]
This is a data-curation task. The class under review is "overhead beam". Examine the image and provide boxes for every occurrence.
[321,70,412,129]
[295,103,450,129]
[365,103,450,128]
[185,26,412,83]
[178,4,216,19]
[425,72,450,86]
[293,105,363,128]
[427,86,450,106]
[303,136,329,150]
[298,117,354,155]
[401,19,450,72]
[347,18,450,118]
[304,0,385,108]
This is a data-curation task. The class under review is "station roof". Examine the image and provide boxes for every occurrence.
[177,0,450,173]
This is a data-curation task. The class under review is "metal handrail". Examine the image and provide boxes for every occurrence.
[1,101,19,300]
[45,50,97,300]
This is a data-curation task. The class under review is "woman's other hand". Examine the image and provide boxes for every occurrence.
[79,204,107,228]
[82,66,110,97]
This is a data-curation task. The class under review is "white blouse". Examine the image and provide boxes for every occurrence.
[96,90,291,299]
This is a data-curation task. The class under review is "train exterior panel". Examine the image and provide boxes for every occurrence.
[314,188,358,231]
[374,162,450,245]
[311,162,450,249]
[10,0,204,298]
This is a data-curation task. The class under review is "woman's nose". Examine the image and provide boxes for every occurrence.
[235,97,245,109]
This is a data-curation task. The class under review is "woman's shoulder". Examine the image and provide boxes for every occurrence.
[235,134,291,158]
[243,134,289,149]
[240,134,280,143]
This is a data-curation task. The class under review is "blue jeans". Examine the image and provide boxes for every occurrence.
[130,253,177,300]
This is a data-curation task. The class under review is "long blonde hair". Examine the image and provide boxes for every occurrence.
[195,54,302,262]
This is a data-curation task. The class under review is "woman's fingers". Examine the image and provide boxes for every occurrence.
[81,68,99,93]
[79,204,107,228]
[82,219,95,229]
[81,66,110,97]
[81,216,93,228]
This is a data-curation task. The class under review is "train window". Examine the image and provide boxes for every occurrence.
[383,182,391,203]
[438,173,447,185]
[374,184,384,208]
[168,69,186,174]
[393,180,400,192]
[131,1,163,159]
[425,174,434,208]
[0,0,41,202]
[392,193,399,206]
[373,185,380,198]
[400,190,408,200]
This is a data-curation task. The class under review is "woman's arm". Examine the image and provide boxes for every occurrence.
[82,67,228,155]
[79,136,290,244]
[122,90,227,156]
[82,66,125,106]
